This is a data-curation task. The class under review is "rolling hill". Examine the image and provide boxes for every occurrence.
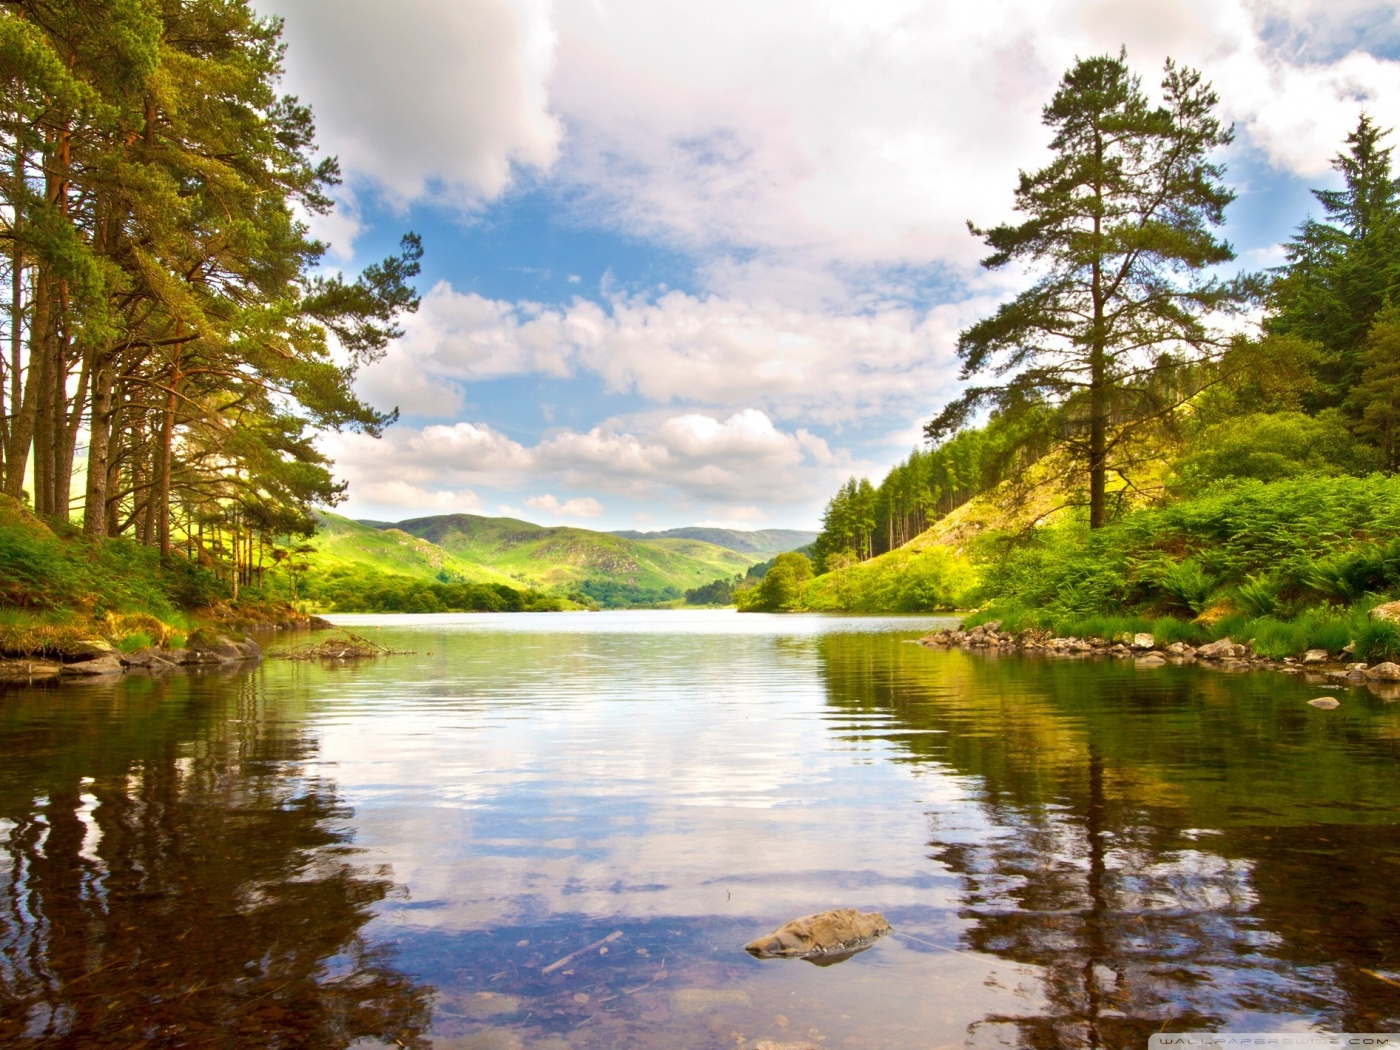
[608,526,816,557]
[306,514,522,588]
[388,513,756,594]
[300,512,817,608]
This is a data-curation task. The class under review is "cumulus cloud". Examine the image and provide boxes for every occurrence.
[261,0,560,208]
[544,0,1400,267]
[369,283,972,426]
[322,409,864,521]
[350,481,483,512]
[263,0,1400,268]
[525,494,606,518]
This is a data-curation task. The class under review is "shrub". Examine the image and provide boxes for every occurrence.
[1356,618,1400,663]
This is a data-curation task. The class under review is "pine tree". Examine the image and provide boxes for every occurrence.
[926,52,1247,527]
[1269,114,1400,406]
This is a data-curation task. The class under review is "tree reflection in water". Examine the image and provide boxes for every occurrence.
[0,670,431,1049]
[818,636,1400,1047]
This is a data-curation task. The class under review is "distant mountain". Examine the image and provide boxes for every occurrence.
[382,513,758,597]
[607,527,817,557]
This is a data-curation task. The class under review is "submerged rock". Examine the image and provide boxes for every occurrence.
[60,655,123,676]
[669,988,752,1016]
[1308,697,1341,709]
[744,909,891,963]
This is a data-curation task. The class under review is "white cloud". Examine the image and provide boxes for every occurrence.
[372,283,973,426]
[525,493,606,518]
[350,481,483,512]
[543,0,1400,268]
[260,0,561,209]
[323,409,869,521]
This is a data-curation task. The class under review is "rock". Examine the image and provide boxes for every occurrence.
[1135,654,1167,667]
[1197,637,1247,661]
[122,647,178,669]
[1366,662,1400,681]
[69,638,118,657]
[745,909,891,961]
[1347,662,1370,672]
[1369,601,1400,624]
[1308,697,1341,709]
[1302,648,1331,664]
[755,1043,821,1050]
[0,659,62,681]
[982,620,1002,633]
[61,655,124,676]
[669,988,752,1016]
[1164,642,1196,657]
[1131,632,1155,650]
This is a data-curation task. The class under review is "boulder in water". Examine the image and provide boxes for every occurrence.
[744,909,891,963]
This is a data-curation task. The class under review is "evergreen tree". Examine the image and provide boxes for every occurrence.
[1269,114,1400,407]
[927,52,1247,528]
[0,0,421,584]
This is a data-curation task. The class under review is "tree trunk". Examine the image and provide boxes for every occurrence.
[156,373,176,556]
[29,271,54,515]
[83,353,115,535]
[1088,134,1107,530]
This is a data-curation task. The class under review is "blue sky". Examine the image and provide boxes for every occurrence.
[257,0,1400,532]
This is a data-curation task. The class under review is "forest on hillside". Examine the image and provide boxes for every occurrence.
[763,55,1400,651]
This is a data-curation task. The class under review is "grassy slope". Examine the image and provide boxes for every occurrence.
[390,514,756,591]
[307,513,521,587]
[609,527,817,557]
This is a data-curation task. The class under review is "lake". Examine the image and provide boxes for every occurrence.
[2,609,1399,1049]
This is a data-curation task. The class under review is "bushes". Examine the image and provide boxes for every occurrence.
[976,475,1400,620]
[1171,410,1378,487]
[737,552,816,612]
[804,547,978,613]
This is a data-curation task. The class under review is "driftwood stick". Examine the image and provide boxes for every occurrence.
[542,930,623,974]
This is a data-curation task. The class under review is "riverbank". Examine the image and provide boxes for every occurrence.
[921,619,1400,700]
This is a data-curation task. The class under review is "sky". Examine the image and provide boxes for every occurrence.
[252,0,1400,532]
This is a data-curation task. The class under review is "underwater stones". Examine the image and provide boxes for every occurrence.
[60,655,123,676]
[1308,697,1341,709]
[744,909,891,961]
[669,988,752,1016]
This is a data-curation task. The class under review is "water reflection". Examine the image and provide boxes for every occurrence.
[817,636,1400,1044]
[5,614,1400,1050]
[0,671,432,1049]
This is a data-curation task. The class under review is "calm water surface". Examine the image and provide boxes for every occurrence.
[3,610,1400,1049]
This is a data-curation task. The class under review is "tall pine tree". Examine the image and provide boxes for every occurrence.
[927,52,1247,527]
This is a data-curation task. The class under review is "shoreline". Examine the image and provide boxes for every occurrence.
[919,621,1400,701]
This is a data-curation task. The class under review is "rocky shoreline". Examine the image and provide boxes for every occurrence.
[919,621,1400,700]
[0,630,268,685]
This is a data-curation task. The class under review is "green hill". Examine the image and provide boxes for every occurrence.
[308,513,520,588]
[388,514,756,597]
[608,527,816,557]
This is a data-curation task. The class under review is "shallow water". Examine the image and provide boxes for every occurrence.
[3,609,1400,1049]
